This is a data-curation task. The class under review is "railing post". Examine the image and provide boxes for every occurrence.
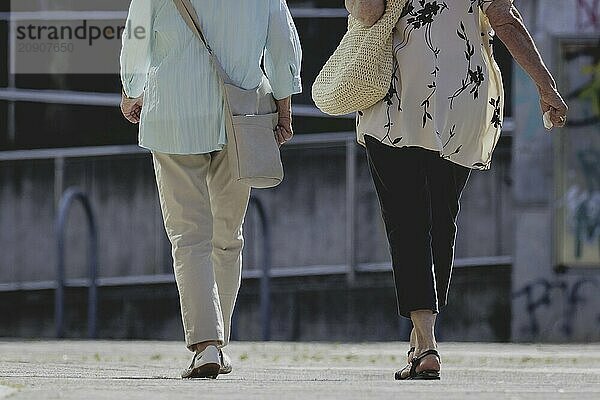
[345,139,357,285]
[54,157,64,209]
[56,187,99,339]
[7,17,16,144]
[249,196,272,341]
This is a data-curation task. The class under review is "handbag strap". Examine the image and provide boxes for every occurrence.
[172,0,233,84]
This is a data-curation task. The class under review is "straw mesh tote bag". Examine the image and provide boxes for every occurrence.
[312,0,406,116]
[173,0,283,189]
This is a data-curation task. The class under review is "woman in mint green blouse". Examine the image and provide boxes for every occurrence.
[120,0,302,152]
[119,0,302,379]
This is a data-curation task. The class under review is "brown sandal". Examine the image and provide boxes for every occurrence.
[408,349,441,380]
[394,347,416,380]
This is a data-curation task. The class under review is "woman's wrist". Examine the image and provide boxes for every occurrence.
[275,96,292,114]
[345,0,385,27]
[536,76,557,95]
[122,88,135,100]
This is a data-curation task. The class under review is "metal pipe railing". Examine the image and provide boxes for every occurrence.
[0,8,349,22]
[54,187,273,341]
[0,256,514,293]
[55,187,99,339]
[248,196,273,341]
[0,135,516,343]
[345,138,357,284]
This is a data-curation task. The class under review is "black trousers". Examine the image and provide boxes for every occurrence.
[365,135,471,318]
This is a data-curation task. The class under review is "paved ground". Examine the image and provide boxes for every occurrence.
[0,341,599,399]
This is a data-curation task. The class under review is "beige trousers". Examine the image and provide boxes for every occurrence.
[152,146,250,350]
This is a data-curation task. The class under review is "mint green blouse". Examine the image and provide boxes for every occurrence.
[120,0,303,154]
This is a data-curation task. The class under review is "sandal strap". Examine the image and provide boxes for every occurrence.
[409,356,419,377]
[399,347,417,380]
[414,349,441,363]
[409,349,440,377]
[394,362,412,380]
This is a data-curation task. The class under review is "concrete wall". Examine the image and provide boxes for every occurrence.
[0,139,513,341]
[0,155,168,283]
[0,267,511,343]
[511,0,600,341]
[0,142,513,282]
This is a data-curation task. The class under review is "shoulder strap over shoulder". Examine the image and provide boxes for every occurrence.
[171,0,232,83]
[172,0,210,50]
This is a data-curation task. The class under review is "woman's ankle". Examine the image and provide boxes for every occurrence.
[410,309,437,354]
[192,340,220,353]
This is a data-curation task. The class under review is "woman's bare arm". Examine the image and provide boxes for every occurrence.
[345,0,385,27]
[485,0,567,127]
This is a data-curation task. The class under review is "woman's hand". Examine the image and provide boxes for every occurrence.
[538,85,568,128]
[121,91,144,124]
[275,96,293,146]
[345,0,386,27]
[275,115,293,146]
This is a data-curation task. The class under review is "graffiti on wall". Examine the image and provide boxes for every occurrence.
[566,150,600,258]
[513,277,600,337]
[555,38,600,267]
[577,0,600,31]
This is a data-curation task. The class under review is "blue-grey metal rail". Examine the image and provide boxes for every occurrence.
[248,196,272,341]
[0,136,514,342]
[55,187,99,339]
[53,187,274,341]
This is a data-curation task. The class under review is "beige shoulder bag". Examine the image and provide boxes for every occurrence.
[173,0,284,188]
[312,0,406,116]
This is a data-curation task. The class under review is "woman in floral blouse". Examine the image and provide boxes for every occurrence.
[347,0,567,380]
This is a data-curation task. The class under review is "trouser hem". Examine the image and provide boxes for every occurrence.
[186,336,225,352]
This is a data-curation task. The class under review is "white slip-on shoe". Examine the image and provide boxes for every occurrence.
[219,349,232,375]
[181,345,221,379]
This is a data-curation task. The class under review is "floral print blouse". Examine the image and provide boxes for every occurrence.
[356,0,504,170]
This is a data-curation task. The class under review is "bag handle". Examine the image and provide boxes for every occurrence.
[172,0,233,84]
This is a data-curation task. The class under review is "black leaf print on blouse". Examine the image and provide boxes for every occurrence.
[380,57,403,145]
[420,81,436,128]
[406,0,447,30]
[489,96,502,128]
[472,161,489,168]
[442,125,457,149]
[400,1,415,20]
[395,1,448,128]
[356,110,363,127]
[440,125,461,159]
[443,145,462,159]
[396,1,448,65]
[485,31,495,57]
[468,0,493,14]
[448,21,485,109]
